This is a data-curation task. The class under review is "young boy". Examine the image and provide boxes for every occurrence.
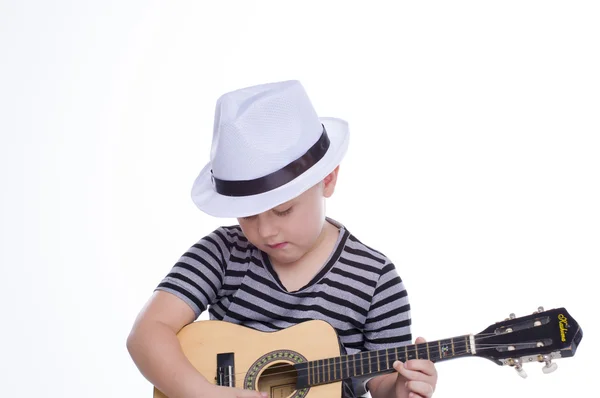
[127,80,438,398]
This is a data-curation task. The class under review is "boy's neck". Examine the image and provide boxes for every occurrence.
[270,221,340,292]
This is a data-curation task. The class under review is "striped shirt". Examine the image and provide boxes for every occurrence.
[157,218,411,397]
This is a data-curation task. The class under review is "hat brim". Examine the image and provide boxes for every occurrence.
[191,117,349,218]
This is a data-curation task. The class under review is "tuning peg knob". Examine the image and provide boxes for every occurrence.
[516,366,528,378]
[513,359,528,379]
[543,363,558,374]
[542,355,558,374]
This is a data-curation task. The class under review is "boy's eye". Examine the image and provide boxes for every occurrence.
[274,207,292,217]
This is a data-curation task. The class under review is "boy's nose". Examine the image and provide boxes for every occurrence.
[257,217,278,239]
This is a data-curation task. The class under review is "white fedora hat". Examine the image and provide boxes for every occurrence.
[191,80,349,218]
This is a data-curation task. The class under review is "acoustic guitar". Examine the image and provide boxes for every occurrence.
[153,306,582,398]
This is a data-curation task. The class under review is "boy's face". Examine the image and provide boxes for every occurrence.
[237,167,339,265]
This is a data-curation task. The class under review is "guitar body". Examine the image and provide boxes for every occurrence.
[154,320,343,398]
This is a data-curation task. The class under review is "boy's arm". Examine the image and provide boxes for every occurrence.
[126,291,216,398]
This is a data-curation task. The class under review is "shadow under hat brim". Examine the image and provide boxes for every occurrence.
[191,117,349,218]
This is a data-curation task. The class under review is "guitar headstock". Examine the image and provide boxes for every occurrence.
[474,307,583,378]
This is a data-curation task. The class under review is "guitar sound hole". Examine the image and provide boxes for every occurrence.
[256,361,298,398]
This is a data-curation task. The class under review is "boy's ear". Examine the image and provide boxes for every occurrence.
[322,165,340,198]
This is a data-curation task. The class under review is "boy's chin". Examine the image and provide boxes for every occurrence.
[267,248,304,265]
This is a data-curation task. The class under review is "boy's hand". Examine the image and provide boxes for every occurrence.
[392,337,438,398]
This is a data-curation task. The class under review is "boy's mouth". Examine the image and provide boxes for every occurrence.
[267,242,288,249]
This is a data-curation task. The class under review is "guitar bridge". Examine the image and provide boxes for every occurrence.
[216,352,235,387]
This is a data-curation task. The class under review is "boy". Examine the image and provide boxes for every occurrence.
[127,80,438,398]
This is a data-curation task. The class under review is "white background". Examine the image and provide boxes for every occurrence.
[1,1,598,397]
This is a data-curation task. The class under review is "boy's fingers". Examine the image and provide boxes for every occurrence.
[404,359,438,377]
[406,380,435,398]
[393,360,436,381]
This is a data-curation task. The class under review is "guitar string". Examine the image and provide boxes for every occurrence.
[220,345,483,385]
[220,341,535,383]
[222,337,544,380]
[221,334,533,378]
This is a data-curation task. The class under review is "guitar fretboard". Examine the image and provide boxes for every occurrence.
[296,334,474,388]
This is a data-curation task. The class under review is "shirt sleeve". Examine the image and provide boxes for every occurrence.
[155,227,232,318]
[363,262,412,352]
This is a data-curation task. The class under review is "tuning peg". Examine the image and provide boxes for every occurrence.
[503,313,516,321]
[541,355,558,374]
[513,358,528,379]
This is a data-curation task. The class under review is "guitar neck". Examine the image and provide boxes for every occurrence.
[296,334,475,387]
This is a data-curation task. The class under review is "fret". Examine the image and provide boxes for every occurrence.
[427,341,438,362]
[440,339,453,359]
[405,345,408,361]
[395,346,398,363]
[327,358,334,381]
[369,350,379,374]
[385,348,389,369]
[430,336,472,362]
[416,343,429,361]
[448,335,472,358]
[317,359,325,384]
[334,356,337,380]
[373,350,383,372]
[361,352,369,376]
[407,345,417,361]
[308,361,311,385]
[389,348,396,368]
[379,349,389,372]
[345,356,350,379]
[415,343,419,359]
[353,353,357,376]
[457,336,468,356]
[368,351,372,374]
[426,342,431,360]
[331,357,335,381]
[372,351,377,373]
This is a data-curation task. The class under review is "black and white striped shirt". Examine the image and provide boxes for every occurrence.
[157,218,411,397]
